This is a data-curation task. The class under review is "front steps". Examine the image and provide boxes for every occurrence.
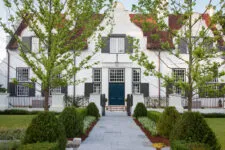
[106,105,126,112]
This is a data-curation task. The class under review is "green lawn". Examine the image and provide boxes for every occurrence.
[0,115,35,129]
[206,118,225,150]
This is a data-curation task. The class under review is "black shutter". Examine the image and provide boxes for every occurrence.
[85,83,93,97]
[41,84,44,97]
[29,82,35,96]
[9,82,16,96]
[125,37,133,53]
[61,86,68,95]
[140,83,149,97]
[22,37,32,52]
[101,37,110,53]
[179,39,187,54]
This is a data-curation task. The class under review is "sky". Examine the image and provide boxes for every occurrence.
[0,0,222,61]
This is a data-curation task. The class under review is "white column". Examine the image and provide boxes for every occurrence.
[131,94,144,114]
[49,94,65,112]
[0,93,9,110]
[102,68,109,103]
[89,94,102,116]
[125,68,132,97]
[169,94,184,112]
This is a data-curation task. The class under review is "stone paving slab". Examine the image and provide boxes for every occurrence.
[78,111,170,150]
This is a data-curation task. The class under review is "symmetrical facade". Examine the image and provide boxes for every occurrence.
[5,2,225,106]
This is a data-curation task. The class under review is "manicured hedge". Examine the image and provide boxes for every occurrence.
[147,111,162,123]
[0,109,60,115]
[18,142,59,150]
[87,103,100,119]
[23,112,66,150]
[157,107,180,138]
[170,112,221,150]
[202,113,225,118]
[171,140,210,150]
[59,107,83,138]
[76,108,87,119]
[133,103,147,118]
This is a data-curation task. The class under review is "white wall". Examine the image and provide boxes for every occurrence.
[5,2,225,104]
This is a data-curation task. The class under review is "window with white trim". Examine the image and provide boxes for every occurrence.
[132,69,141,93]
[110,37,125,53]
[17,84,29,96]
[17,68,29,82]
[109,69,124,82]
[173,69,185,94]
[93,69,101,93]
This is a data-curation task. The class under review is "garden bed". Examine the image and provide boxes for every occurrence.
[67,116,98,142]
[134,118,170,146]
[81,120,97,141]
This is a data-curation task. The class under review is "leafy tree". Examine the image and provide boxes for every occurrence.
[130,0,225,111]
[0,0,113,110]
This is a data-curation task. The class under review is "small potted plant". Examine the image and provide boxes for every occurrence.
[152,143,165,150]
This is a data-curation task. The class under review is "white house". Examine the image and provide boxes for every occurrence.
[5,2,225,108]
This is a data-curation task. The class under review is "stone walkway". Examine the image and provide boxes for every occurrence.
[79,112,170,150]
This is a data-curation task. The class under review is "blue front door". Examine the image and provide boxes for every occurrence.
[109,83,125,105]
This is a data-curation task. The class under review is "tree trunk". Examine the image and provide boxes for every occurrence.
[44,89,49,111]
[187,0,193,112]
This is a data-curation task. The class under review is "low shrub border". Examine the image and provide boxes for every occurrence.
[134,118,170,146]
[147,111,162,123]
[67,116,98,142]
[171,140,210,150]
[202,113,225,118]
[138,117,158,136]
[0,128,25,140]
[0,109,60,115]
[81,120,97,141]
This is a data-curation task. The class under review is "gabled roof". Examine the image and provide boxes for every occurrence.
[130,13,224,50]
[6,14,104,50]
[6,20,28,49]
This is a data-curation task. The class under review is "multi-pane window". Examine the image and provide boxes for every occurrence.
[17,68,29,81]
[16,68,29,96]
[93,69,101,93]
[132,69,141,93]
[109,69,124,82]
[173,69,185,94]
[17,84,29,96]
[50,87,61,95]
[110,37,125,53]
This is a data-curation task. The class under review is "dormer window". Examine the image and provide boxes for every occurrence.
[101,34,133,54]
[110,37,125,53]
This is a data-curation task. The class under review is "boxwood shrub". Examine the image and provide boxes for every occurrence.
[23,112,66,150]
[59,106,83,138]
[157,107,180,138]
[76,108,87,120]
[170,112,221,150]
[171,140,210,150]
[147,111,162,123]
[133,103,147,118]
[87,103,100,119]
